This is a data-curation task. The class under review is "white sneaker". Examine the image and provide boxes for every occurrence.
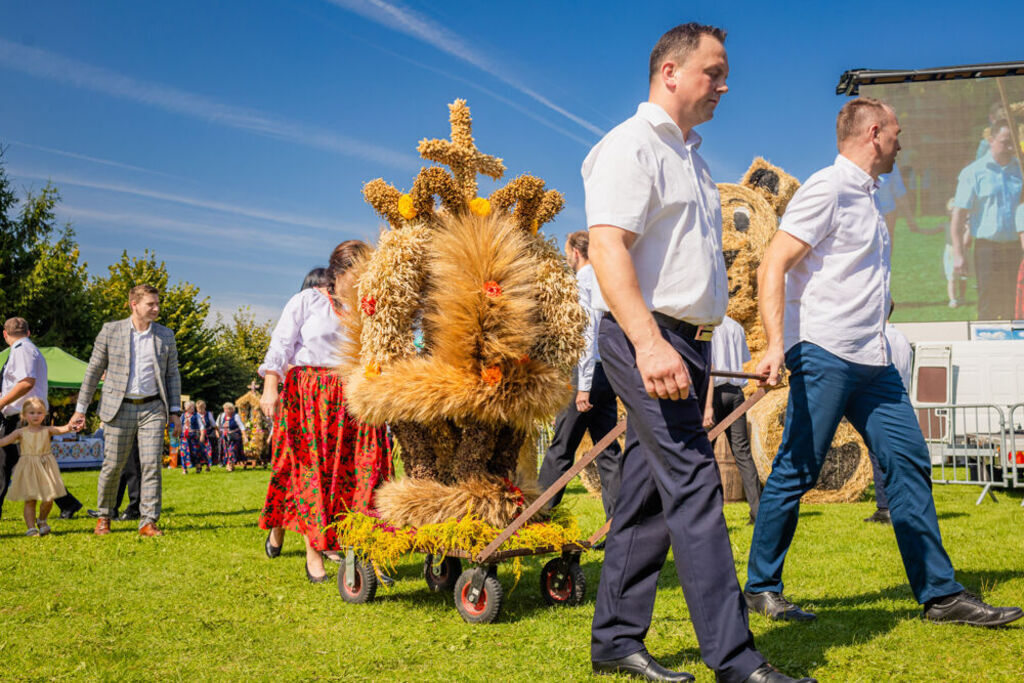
[25,527,39,537]
[948,299,959,308]
[38,521,51,536]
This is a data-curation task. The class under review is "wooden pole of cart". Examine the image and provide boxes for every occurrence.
[475,371,772,563]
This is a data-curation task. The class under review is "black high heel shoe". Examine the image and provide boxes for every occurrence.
[305,561,329,584]
[264,530,282,559]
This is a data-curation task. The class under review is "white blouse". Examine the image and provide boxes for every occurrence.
[259,288,348,378]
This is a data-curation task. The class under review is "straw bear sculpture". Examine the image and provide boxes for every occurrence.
[340,100,587,528]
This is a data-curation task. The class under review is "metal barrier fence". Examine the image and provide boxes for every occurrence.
[915,403,1008,505]
[1007,404,1024,504]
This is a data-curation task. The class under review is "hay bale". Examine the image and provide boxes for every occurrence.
[748,388,871,503]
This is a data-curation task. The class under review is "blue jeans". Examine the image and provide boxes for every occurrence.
[745,342,963,604]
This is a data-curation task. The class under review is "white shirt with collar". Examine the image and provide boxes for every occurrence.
[125,323,159,399]
[781,154,892,366]
[2,337,48,417]
[575,263,602,392]
[711,316,751,387]
[582,101,728,325]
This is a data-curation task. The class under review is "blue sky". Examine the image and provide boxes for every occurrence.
[2,1,1023,322]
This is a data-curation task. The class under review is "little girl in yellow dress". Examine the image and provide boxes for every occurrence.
[0,397,78,536]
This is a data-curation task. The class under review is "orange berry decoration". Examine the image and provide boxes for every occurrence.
[480,365,503,386]
[360,296,377,316]
[483,280,503,298]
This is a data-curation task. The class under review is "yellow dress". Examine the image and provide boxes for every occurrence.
[7,429,67,502]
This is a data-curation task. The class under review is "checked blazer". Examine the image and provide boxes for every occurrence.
[78,319,182,423]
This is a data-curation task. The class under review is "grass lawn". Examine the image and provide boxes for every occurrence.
[890,215,978,324]
[2,467,1023,682]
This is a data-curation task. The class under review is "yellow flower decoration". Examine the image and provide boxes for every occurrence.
[530,218,539,234]
[364,361,381,378]
[398,193,417,220]
[469,197,491,216]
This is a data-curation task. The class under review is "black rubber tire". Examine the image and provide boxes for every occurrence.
[423,555,462,593]
[453,569,503,624]
[337,558,378,604]
[539,558,587,607]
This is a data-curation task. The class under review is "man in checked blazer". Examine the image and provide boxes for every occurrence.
[71,284,182,537]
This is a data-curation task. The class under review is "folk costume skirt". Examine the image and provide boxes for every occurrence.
[258,366,392,550]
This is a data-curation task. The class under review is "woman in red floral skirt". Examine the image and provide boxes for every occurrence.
[258,241,392,583]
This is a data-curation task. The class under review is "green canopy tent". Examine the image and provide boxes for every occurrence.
[0,346,98,389]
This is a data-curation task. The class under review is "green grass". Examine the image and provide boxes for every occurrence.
[2,468,1023,681]
[890,215,977,324]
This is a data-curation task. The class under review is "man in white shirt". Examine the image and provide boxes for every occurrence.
[72,284,182,537]
[537,231,621,521]
[704,315,761,524]
[0,317,84,519]
[586,23,807,683]
[864,302,913,525]
[747,97,1021,628]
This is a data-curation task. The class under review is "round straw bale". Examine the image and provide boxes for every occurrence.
[748,388,871,503]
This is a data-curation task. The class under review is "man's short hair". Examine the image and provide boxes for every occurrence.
[649,23,727,82]
[128,284,160,304]
[836,97,892,145]
[3,317,29,337]
[567,231,590,260]
[989,119,1011,139]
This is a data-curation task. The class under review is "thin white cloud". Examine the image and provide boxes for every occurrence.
[59,205,331,256]
[324,0,604,138]
[6,140,183,180]
[9,167,351,232]
[0,38,418,170]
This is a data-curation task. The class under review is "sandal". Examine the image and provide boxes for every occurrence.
[25,527,39,537]
[38,521,51,536]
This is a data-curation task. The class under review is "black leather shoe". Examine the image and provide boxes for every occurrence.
[59,499,83,520]
[87,509,103,519]
[593,650,694,681]
[863,508,891,524]
[265,530,282,559]
[305,561,329,584]
[724,663,817,683]
[924,591,1024,627]
[744,591,816,621]
[117,511,141,522]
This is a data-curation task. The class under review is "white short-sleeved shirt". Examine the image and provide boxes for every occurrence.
[781,154,891,366]
[259,288,348,378]
[711,316,751,387]
[582,102,728,325]
[2,337,49,417]
[885,325,913,390]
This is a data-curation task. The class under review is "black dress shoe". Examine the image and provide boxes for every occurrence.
[593,650,694,682]
[265,530,282,559]
[87,509,103,519]
[744,591,816,621]
[59,499,83,520]
[863,508,891,524]
[726,663,817,683]
[117,511,141,522]
[924,591,1024,627]
[305,561,329,584]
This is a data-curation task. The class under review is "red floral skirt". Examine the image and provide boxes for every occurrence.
[258,366,392,550]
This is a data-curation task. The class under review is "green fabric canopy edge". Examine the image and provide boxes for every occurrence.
[0,346,100,389]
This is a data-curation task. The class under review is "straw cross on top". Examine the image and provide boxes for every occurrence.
[418,99,506,201]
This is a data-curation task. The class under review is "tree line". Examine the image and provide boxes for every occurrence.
[0,150,271,408]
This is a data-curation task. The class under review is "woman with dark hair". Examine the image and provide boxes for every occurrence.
[258,241,393,583]
[300,267,328,291]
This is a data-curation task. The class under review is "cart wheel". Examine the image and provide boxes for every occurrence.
[423,554,462,593]
[337,557,378,604]
[540,558,586,606]
[454,568,503,624]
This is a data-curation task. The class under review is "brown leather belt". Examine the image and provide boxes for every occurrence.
[650,311,715,341]
[124,395,161,405]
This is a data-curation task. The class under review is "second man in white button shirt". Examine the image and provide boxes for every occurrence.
[746,97,1021,628]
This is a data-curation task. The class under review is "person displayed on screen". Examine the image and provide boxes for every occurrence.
[875,163,920,242]
[943,198,970,308]
[975,102,1007,160]
[950,119,1024,320]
